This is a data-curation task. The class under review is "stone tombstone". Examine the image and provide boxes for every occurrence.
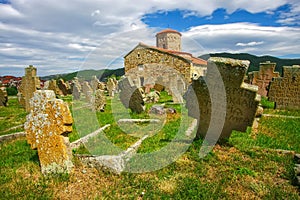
[57,79,71,96]
[18,65,41,112]
[98,82,106,90]
[107,78,116,97]
[169,74,184,103]
[0,87,8,106]
[47,80,62,96]
[71,77,81,100]
[93,89,106,112]
[184,57,260,140]
[248,61,280,97]
[72,84,81,100]
[153,76,165,92]
[268,65,300,110]
[82,81,93,103]
[90,75,100,92]
[118,77,145,114]
[24,90,73,174]
[112,77,118,92]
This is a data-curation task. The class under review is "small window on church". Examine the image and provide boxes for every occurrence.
[138,64,144,71]
[137,52,140,58]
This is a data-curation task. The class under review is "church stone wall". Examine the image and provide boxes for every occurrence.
[124,47,191,83]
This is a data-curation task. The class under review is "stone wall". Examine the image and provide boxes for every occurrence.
[248,61,280,97]
[268,65,300,110]
[184,57,260,140]
[124,46,192,83]
[156,32,181,51]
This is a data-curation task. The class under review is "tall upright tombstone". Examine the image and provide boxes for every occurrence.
[248,61,280,97]
[268,65,300,110]
[18,65,41,112]
[107,78,116,97]
[184,57,260,140]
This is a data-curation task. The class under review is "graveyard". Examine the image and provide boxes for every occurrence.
[0,59,300,199]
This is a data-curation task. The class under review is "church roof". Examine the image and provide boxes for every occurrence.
[124,42,207,66]
[156,28,182,36]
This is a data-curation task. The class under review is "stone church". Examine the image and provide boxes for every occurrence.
[124,29,207,90]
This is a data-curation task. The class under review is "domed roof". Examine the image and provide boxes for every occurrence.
[156,28,182,36]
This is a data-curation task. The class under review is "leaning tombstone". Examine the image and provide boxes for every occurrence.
[57,79,71,96]
[184,57,260,140]
[24,90,73,174]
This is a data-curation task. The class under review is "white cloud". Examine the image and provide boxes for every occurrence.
[183,23,300,56]
[236,41,264,47]
[0,0,299,76]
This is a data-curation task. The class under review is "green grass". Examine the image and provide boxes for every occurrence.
[0,92,299,199]
[0,97,27,135]
[260,96,275,109]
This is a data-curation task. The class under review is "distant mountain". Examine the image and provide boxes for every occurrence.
[199,53,300,74]
[41,68,125,81]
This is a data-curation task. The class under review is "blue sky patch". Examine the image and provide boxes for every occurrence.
[142,4,297,31]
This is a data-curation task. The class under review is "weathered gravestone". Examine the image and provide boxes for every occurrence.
[268,65,300,110]
[24,90,73,174]
[248,61,280,97]
[93,89,106,112]
[57,79,71,96]
[119,77,145,114]
[107,78,116,97]
[47,80,62,96]
[184,57,260,140]
[82,81,93,103]
[18,65,41,112]
[0,87,8,106]
[71,77,81,100]
[90,75,100,92]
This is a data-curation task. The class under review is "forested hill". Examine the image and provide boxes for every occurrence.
[199,53,300,74]
[41,68,125,81]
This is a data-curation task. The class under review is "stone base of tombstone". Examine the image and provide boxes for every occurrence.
[25,90,73,175]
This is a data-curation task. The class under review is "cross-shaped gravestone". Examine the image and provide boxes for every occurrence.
[268,65,300,110]
[18,65,40,112]
[248,61,279,97]
[24,90,73,174]
[184,57,260,140]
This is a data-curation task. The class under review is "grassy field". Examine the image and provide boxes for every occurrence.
[0,94,299,199]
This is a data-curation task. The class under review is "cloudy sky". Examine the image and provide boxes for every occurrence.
[0,0,299,76]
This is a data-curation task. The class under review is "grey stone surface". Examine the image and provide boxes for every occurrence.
[184,57,260,140]
[119,77,145,114]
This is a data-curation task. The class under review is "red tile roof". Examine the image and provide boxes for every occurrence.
[156,28,182,36]
[137,43,207,65]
